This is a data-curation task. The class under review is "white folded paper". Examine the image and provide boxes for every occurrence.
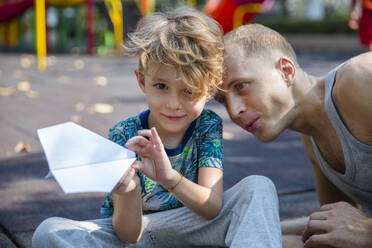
[37,122,136,194]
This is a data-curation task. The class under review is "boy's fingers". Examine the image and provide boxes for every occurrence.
[125,137,150,155]
[150,127,164,149]
[137,129,152,139]
[125,136,149,147]
[113,167,134,191]
[121,167,136,186]
[131,161,142,171]
[118,167,133,185]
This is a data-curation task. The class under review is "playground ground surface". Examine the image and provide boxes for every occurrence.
[0,33,365,247]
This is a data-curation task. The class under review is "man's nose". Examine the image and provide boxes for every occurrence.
[226,95,246,119]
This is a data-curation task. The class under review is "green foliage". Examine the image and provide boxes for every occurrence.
[254,16,356,34]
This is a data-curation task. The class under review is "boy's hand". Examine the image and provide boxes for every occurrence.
[125,127,180,189]
[112,162,141,195]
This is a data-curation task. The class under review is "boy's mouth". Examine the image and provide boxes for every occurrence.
[163,114,186,121]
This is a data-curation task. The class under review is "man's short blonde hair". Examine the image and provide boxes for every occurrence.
[224,24,298,66]
[124,7,224,99]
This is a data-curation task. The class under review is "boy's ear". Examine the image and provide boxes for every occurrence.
[134,70,146,92]
[278,57,296,87]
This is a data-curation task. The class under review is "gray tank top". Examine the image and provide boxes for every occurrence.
[310,64,372,213]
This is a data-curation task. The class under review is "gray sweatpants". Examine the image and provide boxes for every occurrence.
[32,175,282,248]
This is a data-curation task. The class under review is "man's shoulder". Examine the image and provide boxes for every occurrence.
[336,52,372,92]
[332,52,372,136]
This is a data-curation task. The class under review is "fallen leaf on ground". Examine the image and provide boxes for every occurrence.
[91,103,114,114]
[26,90,39,99]
[14,141,31,153]
[17,81,31,91]
[13,70,23,79]
[93,76,108,86]
[0,87,16,96]
[223,131,234,140]
[47,56,57,66]
[75,102,85,112]
[58,76,70,84]
[74,59,85,70]
[20,57,32,69]
[71,115,82,123]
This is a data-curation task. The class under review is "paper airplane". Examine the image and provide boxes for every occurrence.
[37,122,136,194]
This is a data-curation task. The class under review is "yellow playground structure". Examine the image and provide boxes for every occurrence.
[0,0,273,71]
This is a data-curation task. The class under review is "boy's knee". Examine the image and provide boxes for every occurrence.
[32,217,66,248]
[238,175,278,201]
[240,175,276,192]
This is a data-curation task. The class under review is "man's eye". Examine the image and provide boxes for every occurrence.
[184,89,192,95]
[154,83,167,90]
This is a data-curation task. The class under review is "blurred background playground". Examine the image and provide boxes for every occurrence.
[0,0,367,247]
[0,0,358,64]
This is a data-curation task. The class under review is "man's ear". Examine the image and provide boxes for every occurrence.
[134,70,146,92]
[278,57,296,87]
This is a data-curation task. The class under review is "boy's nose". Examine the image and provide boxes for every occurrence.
[166,94,182,110]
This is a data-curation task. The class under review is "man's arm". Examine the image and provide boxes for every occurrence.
[300,135,372,248]
[301,134,355,206]
[282,135,355,239]
[282,135,354,237]
[332,53,372,145]
[281,135,372,248]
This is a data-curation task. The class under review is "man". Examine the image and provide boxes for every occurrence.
[216,23,372,248]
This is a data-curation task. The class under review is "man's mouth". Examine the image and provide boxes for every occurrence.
[245,118,260,132]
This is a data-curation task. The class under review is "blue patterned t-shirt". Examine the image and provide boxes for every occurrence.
[100,109,223,218]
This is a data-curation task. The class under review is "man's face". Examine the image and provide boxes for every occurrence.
[217,44,295,142]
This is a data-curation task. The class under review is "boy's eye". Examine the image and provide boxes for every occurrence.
[154,83,167,90]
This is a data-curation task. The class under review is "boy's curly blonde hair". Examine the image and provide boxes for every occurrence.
[124,7,224,99]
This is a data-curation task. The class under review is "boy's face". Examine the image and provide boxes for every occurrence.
[217,44,295,142]
[136,64,207,138]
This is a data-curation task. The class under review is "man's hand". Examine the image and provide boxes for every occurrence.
[125,127,180,189]
[302,201,372,248]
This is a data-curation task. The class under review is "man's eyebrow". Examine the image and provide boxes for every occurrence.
[227,77,253,88]
[227,79,239,89]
